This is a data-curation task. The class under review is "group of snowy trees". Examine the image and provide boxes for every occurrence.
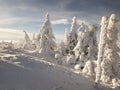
[82,14,120,88]
[21,13,56,56]
[19,13,120,87]
[95,14,120,87]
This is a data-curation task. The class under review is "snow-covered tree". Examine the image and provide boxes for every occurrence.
[78,22,88,32]
[87,25,98,60]
[22,30,31,49]
[22,30,36,50]
[64,28,70,54]
[69,17,78,51]
[73,23,89,68]
[74,23,98,70]
[81,25,98,77]
[96,14,120,86]
[95,16,109,82]
[39,13,56,57]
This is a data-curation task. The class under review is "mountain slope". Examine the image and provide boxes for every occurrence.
[0,52,111,90]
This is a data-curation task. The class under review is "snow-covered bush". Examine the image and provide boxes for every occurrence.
[66,51,75,66]
[55,41,66,59]
[82,60,97,79]
[55,53,62,59]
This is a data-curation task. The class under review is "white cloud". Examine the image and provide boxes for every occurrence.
[0,28,64,42]
[51,19,69,25]
[0,28,33,40]
[0,17,37,25]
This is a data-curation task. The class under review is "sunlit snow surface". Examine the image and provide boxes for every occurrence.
[0,48,114,90]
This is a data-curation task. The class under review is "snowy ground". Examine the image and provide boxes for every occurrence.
[0,48,116,90]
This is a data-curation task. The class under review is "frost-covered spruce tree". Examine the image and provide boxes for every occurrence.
[69,17,78,51]
[74,23,88,60]
[101,14,119,83]
[39,13,56,57]
[82,25,98,77]
[87,25,98,60]
[78,22,88,32]
[64,28,70,54]
[96,14,120,84]
[22,30,31,49]
[74,23,97,69]
[95,16,109,82]
[73,23,89,68]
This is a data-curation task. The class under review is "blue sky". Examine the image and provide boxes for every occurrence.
[0,0,120,40]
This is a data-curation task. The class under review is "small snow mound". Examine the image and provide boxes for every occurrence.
[74,64,82,70]
[55,53,62,59]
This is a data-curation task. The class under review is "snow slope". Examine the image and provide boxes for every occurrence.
[0,49,113,90]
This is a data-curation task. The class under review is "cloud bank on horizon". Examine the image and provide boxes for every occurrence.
[0,0,120,40]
